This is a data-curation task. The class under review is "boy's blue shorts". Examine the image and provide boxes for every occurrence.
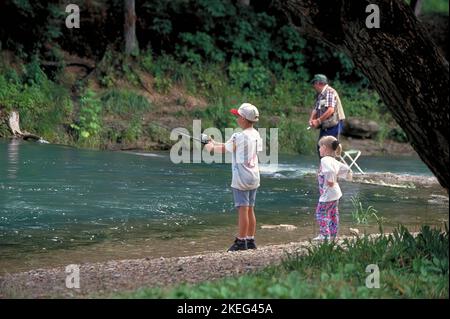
[232,188,257,207]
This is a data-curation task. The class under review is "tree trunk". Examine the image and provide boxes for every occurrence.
[7,110,45,142]
[238,0,251,6]
[124,0,139,55]
[279,0,449,190]
[8,110,23,136]
[410,0,423,17]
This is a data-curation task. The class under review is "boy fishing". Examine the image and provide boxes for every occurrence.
[205,103,262,251]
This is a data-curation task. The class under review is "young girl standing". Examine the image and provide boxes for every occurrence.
[314,136,352,241]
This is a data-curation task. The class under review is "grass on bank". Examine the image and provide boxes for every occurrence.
[113,225,448,299]
[0,51,395,153]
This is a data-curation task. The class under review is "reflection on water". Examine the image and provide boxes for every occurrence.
[7,138,20,179]
[0,140,448,274]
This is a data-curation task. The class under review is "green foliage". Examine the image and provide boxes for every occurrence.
[405,0,449,14]
[140,49,154,73]
[97,50,118,88]
[423,0,449,14]
[203,101,234,129]
[71,90,102,143]
[278,118,316,155]
[153,76,172,94]
[121,120,143,144]
[190,64,227,96]
[228,59,272,95]
[44,4,65,43]
[350,195,379,224]
[266,73,313,116]
[24,55,47,84]
[12,0,33,14]
[271,25,309,79]
[101,89,151,116]
[98,89,151,145]
[388,127,408,143]
[139,0,312,78]
[121,63,140,87]
[145,123,172,146]
[0,73,20,113]
[227,13,275,63]
[97,50,141,88]
[175,32,225,65]
[112,225,449,299]
[144,55,181,94]
[0,59,73,141]
[151,17,173,36]
[331,81,386,120]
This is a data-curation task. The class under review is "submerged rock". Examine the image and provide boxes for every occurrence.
[260,224,298,231]
[428,194,449,205]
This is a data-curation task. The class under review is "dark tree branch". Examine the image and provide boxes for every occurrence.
[41,61,95,72]
[410,0,423,16]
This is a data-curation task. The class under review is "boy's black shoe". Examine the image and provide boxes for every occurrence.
[227,238,247,252]
[246,238,257,249]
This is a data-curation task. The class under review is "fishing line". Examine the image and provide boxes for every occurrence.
[150,122,210,144]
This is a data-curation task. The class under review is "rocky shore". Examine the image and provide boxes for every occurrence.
[0,239,320,298]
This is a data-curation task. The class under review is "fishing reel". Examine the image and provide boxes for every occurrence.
[200,133,210,144]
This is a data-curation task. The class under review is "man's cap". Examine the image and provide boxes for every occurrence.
[310,74,328,84]
[230,103,259,122]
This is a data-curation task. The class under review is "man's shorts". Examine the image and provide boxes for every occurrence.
[232,188,257,207]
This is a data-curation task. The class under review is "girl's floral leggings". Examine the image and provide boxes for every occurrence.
[315,200,339,238]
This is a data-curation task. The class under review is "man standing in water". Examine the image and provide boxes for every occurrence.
[308,74,346,158]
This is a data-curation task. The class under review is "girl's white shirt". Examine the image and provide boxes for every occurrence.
[319,156,352,202]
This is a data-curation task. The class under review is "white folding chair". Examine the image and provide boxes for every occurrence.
[339,149,365,174]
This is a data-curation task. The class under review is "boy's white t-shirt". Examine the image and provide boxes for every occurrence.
[225,128,263,191]
[319,156,352,202]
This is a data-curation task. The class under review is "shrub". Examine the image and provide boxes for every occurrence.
[228,59,272,95]
[175,32,225,65]
[388,127,408,143]
[71,90,102,143]
[350,195,379,224]
[0,60,73,141]
[278,118,316,154]
[101,89,151,117]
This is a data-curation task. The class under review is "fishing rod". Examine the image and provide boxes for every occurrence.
[174,130,210,145]
[151,122,210,144]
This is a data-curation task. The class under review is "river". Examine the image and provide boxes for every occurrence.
[0,139,448,274]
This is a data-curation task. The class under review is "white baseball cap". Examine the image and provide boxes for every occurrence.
[230,103,259,122]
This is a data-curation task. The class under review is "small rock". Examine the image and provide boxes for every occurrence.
[260,224,298,231]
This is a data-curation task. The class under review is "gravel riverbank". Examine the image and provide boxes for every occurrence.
[0,237,348,299]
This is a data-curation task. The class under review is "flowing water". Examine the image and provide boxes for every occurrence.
[0,139,448,274]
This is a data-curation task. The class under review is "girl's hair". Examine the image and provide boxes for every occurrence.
[318,136,342,157]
